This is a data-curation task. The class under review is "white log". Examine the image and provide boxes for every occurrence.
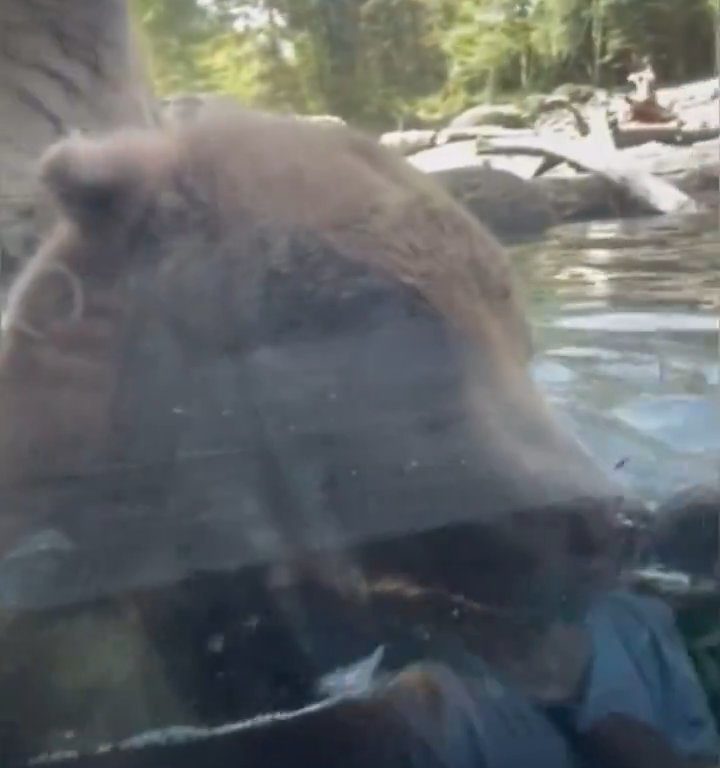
[476,133,700,215]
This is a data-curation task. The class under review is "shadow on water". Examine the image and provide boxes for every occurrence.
[513,213,720,505]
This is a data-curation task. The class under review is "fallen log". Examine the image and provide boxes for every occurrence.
[378,127,541,156]
[623,139,720,179]
[436,126,536,145]
[530,166,718,222]
[475,135,700,216]
[423,140,717,228]
[612,123,720,149]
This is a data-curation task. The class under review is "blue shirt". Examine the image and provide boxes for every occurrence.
[574,590,719,761]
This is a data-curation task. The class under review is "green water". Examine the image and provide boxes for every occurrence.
[514,214,720,504]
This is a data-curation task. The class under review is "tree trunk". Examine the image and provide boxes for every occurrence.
[0,0,155,267]
[590,0,604,86]
[520,49,529,91]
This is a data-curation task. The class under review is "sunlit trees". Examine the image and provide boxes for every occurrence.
[132,0,718,128]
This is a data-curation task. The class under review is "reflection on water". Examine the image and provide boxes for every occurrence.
[514,215,720,504]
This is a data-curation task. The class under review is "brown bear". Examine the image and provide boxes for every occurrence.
[0,103,642,602]
[0,105,649,758]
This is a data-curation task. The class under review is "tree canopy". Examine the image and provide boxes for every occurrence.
[132,0,717,129]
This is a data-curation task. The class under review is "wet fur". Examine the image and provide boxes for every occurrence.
[0,107,665,767]
[0,106,532,491]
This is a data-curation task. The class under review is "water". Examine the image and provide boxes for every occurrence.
[2,215,718,509]
[514,214,720,504]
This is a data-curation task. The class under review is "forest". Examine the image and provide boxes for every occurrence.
[132,0,718,130]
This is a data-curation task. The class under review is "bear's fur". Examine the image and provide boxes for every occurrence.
[0,105,626,579]
[0,104,640,759]
[0,107,534,486]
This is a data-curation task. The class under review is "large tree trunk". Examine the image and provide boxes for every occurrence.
[0,0,155,268]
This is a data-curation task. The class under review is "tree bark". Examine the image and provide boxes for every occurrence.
[0,0,156,267]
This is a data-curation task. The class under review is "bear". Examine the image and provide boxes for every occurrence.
[0,101,644,627]
[0,105,649,757]
[0,104,637,593]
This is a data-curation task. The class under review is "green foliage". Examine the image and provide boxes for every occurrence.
[356,0,447,124]
[132,0,308,109]
[436,2,532,101]
[600,0,716,82]
[132,0,218,94]
[132,0,717,129]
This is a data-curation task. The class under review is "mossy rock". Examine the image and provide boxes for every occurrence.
[552,83,597,104]
[449,104,530,130]
[521,94,551,118]
[434,166,556,241]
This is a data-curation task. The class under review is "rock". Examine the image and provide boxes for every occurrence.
[0,197,43,278]
[161,95,347,130]
[161,93,208,124]
[657,77,719,111]
[449,104,529,130]
[0,598,192,756]
[160,93,238,126]
[530,174,641,221]
[625,139,720,177]
[552,83,596,104]
[529,96,590,137]
[301,114,347,127]
[407,139,542,177]
[436,126,536,146]
[522,94,550,117]
[649,485,720,577]
[407,132,718,227]
[379,130,436,155]
[433,166,556,241]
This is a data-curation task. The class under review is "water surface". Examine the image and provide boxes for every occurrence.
[515,214,720,504]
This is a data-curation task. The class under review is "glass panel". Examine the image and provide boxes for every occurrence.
[0,1,718,765]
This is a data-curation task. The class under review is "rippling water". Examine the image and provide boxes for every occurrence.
[2,214,719,508]
[514,214,720,504]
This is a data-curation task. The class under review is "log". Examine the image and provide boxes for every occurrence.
[622,139,720,179]
[612,123,719,149]
[436,126,536,146]
[420,137,717,225]
[475,135,700,216]
[530,167,718,222]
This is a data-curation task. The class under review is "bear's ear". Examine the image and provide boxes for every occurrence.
[38,131,163,231]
